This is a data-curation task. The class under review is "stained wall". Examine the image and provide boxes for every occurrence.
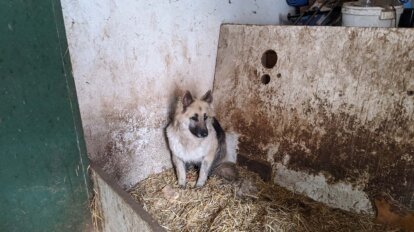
[61,0,293,188]
[213,25,414,213]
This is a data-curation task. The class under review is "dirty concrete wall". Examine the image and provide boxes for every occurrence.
[60,0,293,188]
[213,25,414,213]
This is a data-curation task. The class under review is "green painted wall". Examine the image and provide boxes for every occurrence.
[0,0,91,231]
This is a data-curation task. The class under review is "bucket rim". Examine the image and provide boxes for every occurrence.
[342,2,404,16]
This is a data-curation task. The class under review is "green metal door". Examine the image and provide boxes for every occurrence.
[0,0,91,231]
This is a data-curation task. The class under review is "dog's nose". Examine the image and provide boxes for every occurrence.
[200,131,208,137]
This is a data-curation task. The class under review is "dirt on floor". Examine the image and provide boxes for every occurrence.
[129,167,396,232]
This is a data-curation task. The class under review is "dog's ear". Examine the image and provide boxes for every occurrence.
[201,90,213,104]
[182,91,194,110]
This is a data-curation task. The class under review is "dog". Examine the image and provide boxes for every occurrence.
[166,90,238,188]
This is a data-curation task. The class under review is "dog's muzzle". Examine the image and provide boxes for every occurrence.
[197,130,208,138]
[190,127,208,138]
[190,124,209,138]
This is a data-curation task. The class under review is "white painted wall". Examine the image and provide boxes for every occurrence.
[61,0,293,188]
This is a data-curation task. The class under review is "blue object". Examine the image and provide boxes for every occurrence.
[286,0,308,7]
[400,0,413,8]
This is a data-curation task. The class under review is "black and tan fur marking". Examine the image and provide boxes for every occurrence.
[166,90,238,188]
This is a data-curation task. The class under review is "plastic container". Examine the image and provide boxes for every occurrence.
[286,0,308,7]
[342,2,404,27]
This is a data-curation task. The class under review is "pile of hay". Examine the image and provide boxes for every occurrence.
[129,167,389,232]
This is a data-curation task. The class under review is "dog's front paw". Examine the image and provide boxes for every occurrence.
[194,182,205,189]
[177,178,187,189]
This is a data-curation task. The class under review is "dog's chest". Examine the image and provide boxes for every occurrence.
[169,134,213,163]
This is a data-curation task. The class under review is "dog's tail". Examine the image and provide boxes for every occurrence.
[212,161,238,181]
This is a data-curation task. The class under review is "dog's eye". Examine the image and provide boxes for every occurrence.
[190,114,198,121]
[203,114,208,120]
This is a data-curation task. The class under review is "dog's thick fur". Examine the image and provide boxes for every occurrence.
[166,90,238,188]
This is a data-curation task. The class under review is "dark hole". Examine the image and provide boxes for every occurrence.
[407,90,414,96]
[277,73,282,78]
[261,74,270,85]
[261,50,278,69]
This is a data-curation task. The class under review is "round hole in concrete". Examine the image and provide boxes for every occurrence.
[407,90,414,96]
[261,50,278,69]
[261,74,270,85]
[277,73,282,78]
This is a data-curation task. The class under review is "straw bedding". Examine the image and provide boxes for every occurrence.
[129,167,390,232]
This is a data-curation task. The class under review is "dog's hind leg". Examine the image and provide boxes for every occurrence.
[212,162,238,181]
[172,155,187,188]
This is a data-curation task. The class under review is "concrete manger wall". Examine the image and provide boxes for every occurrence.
[213,25,414,214]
